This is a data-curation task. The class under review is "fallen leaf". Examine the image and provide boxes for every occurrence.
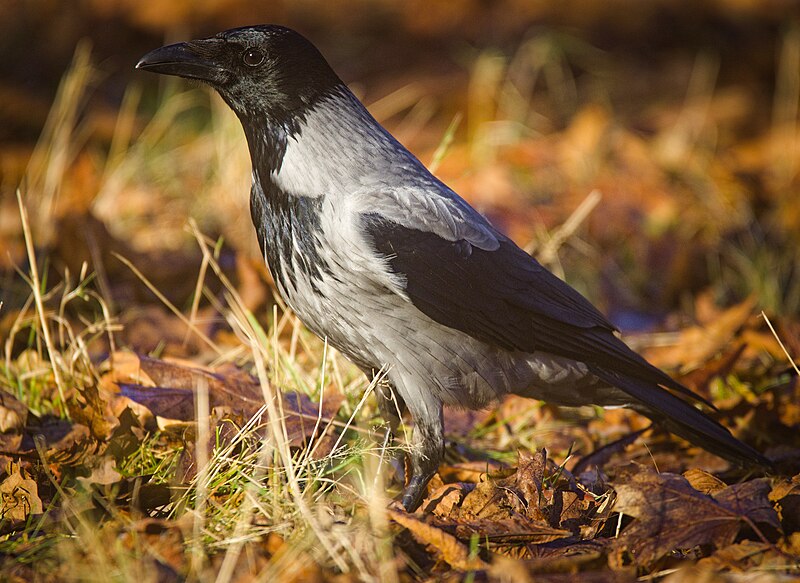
[0,431,22,455]
[118,356,344,449]
[785,532,800,557]
[436,449,605,552]
[70,379,118,441]
[490,540,611,576]
[697,540,772,572]
[713,479,780,533]
[0,465,43,522]
[645,297,757,372]
[611,466,778,568]
[450,517,572,545]
[117,384,199,422]
[0,390,27,432]
[116,356,345,483]
[514,449,547,522]
[76,456,122,488]
[15,414,89,452]
[769,475,800,502]
[389,509,489,571]
[428,483,469,517]
[437,460,507,484]
[683,469,727,495]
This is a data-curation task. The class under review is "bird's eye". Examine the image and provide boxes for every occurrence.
[242,48,265,67]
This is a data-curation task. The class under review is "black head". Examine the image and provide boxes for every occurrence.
[136,25,344,125]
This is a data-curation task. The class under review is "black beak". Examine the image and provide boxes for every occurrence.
[136,40,227,83]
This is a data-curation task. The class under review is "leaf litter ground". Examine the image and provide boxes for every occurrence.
[2,5,800,581]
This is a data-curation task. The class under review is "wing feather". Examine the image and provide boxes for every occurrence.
[362,213,710,407]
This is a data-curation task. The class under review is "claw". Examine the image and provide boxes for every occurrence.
[400,473,432,511]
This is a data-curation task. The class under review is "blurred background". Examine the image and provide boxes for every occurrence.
[1,0,799,355]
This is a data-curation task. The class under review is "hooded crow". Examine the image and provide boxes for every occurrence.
[137,25,770,511]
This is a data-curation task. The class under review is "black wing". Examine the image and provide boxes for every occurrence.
[363,214,705,405]
[363,214,774,468]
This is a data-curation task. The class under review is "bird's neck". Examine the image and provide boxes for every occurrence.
[243,87,418,202]
[241,115,294,184]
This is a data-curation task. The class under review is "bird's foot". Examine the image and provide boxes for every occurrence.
[399,472,434,512]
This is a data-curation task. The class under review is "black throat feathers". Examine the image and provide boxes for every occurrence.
[246,118,333,297]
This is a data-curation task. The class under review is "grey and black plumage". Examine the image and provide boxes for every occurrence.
[137,25,770,511]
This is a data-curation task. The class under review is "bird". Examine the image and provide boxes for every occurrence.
[137,25,770,511]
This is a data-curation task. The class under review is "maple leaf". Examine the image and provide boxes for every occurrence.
[611,465,779,567]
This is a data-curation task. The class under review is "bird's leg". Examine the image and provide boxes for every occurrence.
[375,378,405,438]
[401,405,444,512]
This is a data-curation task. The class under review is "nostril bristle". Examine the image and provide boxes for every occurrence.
[186,40,221,58]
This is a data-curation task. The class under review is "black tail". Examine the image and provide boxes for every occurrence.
[588,364,771,469]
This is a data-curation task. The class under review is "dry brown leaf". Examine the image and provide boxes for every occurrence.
[116,355,344,453]
[428,483,575,544]
[264,532,285,556]
[124,519,187,575]
[683,468,727,495]
[677,344,746,396]
[0,434,22,455]
[739,328,791,362]
[76,456,122,488]
[714,479,780,533]
[141,357,263,404]
[389,509,489,571]
[697,540,772,572]
[769,475,800,502]
[611,466,778,568]
[0,391,27,433]
[490,541,611,577]
[454,451,546,522]
[514,449,547,521]
[68,403,118,442]
[428,483,469,517]
[445,448,607,545]
[449,516,572,545]
[36,421,92,456]
[280,391,345,453]
[117,356,269,421]
[0,465,43,522]
[645,297,757,372]
[437,460,507,484]
[70,372,118,441]
[785,532,800,557]
[457,474,512,521]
